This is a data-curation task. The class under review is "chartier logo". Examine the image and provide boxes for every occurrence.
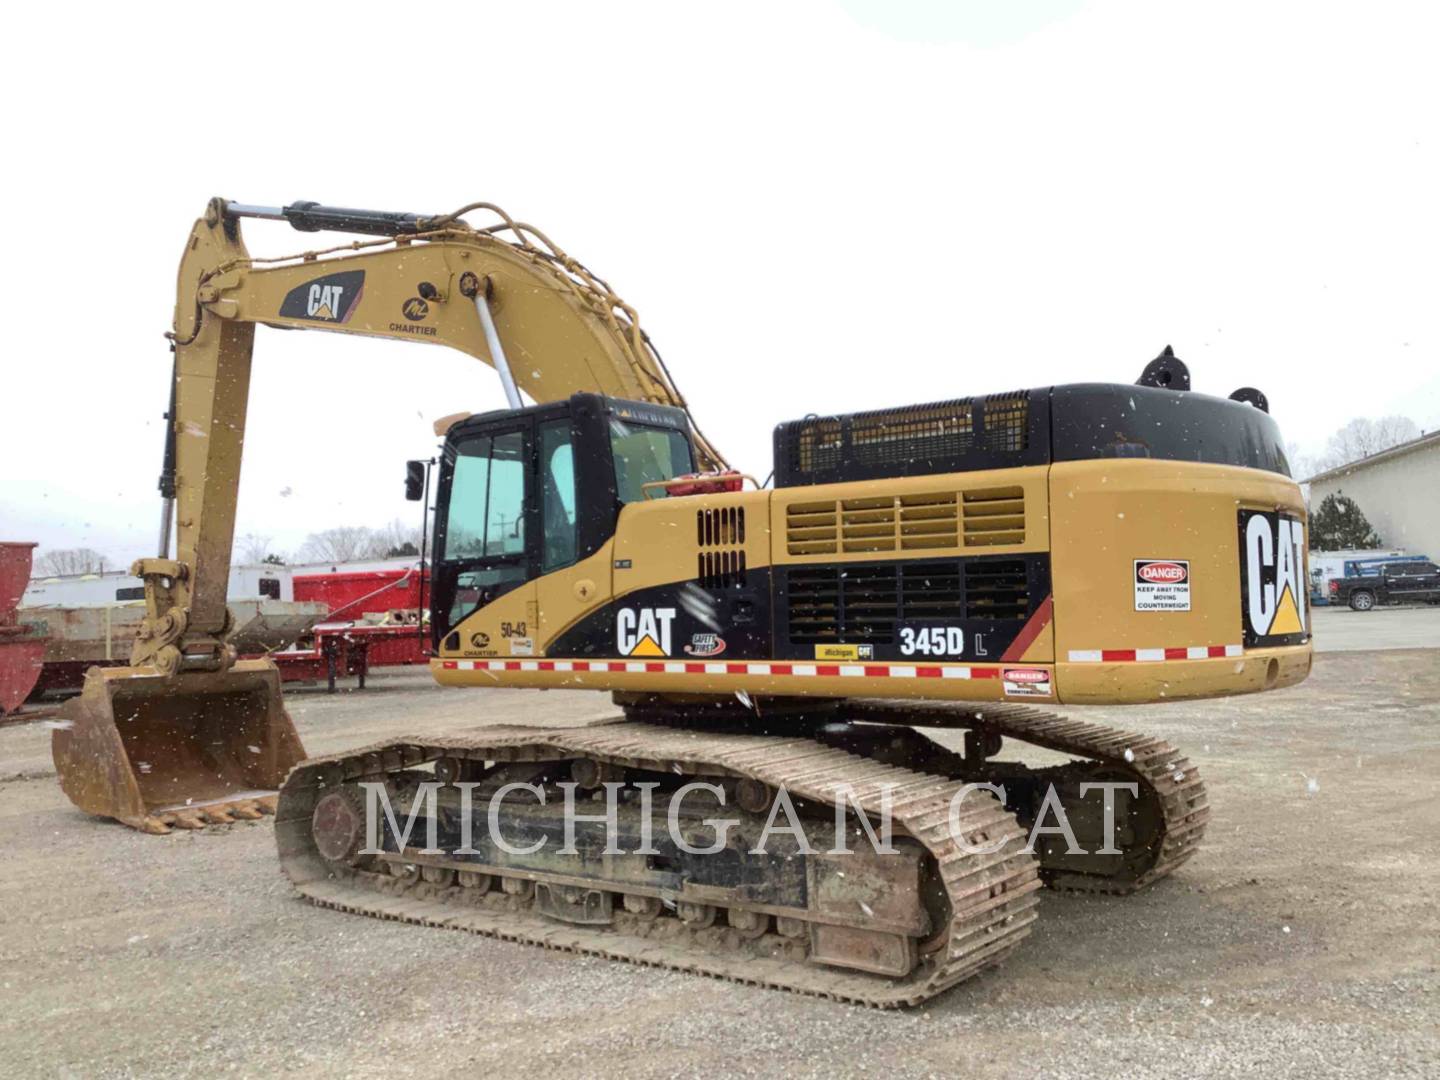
[279,270,365,324]
[402,297,430,321]
[1239,510,1308,645]
[617,607,676,657]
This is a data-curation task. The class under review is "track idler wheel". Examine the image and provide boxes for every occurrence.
[311,788,367,865]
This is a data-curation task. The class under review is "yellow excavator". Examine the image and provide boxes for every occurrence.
[54,198,1311,1006]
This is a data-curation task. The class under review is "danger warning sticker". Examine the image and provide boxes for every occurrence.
[1134,559,1191,612]
[1002,667,1053,696]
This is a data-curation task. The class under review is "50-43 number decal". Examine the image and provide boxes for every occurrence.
[899,625,966,657]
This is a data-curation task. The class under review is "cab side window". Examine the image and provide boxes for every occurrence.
[539,419,578,571]
[609,419,694,504]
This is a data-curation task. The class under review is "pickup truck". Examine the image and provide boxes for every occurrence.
[1329,559,1440,610]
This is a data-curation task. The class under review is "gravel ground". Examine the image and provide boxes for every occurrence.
[1,642,1436,1079]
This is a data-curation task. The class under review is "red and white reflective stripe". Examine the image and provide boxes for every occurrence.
[1066,644,1242,663]
[436,659,1006,679]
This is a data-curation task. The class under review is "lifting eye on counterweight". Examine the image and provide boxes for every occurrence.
[1136,345,1269,412]
[1136,344,1191,391]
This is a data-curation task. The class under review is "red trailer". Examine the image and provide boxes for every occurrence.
[273,560,431,690]
[0,543,49,715]
[268,621,428,692]
[291,559,428,618]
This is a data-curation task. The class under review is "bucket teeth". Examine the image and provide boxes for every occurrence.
[170,810,208,830]
[150,796,279,831]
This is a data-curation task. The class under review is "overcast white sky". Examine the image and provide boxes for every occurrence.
[2,1,1436,565]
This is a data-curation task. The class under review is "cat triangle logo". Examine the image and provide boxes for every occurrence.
[628,634,667,657]
[1269,585,1304,635]
[312,301,334,320]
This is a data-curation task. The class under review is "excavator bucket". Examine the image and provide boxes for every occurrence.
[52,660,306,834]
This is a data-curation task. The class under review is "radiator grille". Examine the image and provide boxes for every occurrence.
[784,558,1033,644]
[979,397,1029,453]
[786,565,898,643]
[901,562,964,619]
[775,390,1039,487]
[964,559,1030,620]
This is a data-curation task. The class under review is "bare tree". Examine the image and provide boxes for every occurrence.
[300,526,375,563]
[234,532,276,565]
[362,518,425,559]
[1313,416,1420,473]
[35,547,110,576]
[1286,441,1320,482]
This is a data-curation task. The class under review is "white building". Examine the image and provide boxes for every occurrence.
[1305,431,1440,559]
[23,565,294,608]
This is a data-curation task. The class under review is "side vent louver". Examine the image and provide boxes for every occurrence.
[900,492,958,550]
[961,486,1026,546]
[786,501,839,556]
[696,507,747,588]
[785,487,1022,555]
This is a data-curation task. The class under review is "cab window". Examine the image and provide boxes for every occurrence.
[437,430,528,632]
[609,420,693,504]
[539,419,577,571]
[443,431,526,558]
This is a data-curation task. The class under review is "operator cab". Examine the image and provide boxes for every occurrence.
[413,392,695,649]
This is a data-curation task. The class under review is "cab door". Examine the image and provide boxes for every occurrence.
[431,420,539,657]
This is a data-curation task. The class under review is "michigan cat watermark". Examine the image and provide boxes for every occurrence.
[360,778,1140,859]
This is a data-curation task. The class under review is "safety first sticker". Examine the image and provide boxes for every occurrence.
[1134,559,1191,612]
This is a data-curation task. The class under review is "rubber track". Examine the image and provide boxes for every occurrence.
[847,700,1211,893]
[275,721,1042,1007]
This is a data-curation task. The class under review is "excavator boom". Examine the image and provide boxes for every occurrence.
[54,197,720,832]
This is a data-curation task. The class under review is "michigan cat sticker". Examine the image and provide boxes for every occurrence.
[1238,509,1308,647]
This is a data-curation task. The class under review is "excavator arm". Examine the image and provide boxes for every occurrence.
[54,197,723,832]
[149,197,721,672]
